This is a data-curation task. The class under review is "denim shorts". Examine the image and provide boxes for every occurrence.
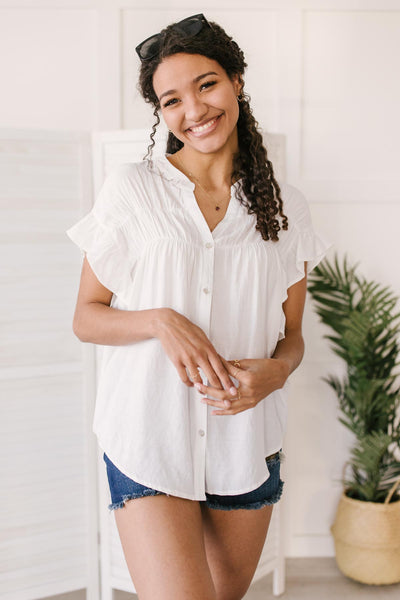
[103,450,284,511]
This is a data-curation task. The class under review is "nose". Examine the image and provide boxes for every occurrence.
[184,93,208,124]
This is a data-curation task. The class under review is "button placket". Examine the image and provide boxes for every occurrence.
[191,235,215,498]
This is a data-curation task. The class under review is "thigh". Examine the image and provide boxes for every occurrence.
[114,494,217,600]
[200,503,274,599]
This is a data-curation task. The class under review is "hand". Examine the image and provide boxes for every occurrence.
[155,308,233,391]
[194,355,290,416]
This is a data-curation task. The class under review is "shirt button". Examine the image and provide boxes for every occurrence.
[205,242,213,249]
[203,287,210,294]
[199,429,205,437]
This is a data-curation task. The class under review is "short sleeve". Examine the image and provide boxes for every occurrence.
[66,166,136,304]
[278,184,332,290]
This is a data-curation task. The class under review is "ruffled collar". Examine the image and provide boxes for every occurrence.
[147,154,242,194]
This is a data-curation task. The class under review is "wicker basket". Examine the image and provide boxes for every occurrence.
[331,478,400,585]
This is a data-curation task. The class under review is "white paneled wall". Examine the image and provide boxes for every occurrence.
[0,10,98,130]
[0,5,399,597]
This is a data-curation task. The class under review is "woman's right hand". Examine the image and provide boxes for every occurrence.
[154,308,234,392]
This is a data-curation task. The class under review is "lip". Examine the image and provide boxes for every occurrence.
[186,114,222,138]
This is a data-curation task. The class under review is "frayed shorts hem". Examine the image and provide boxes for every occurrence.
[203,479,284,511]
[107,479,284,511]
[108,489,165,510]
[104,451,284,512]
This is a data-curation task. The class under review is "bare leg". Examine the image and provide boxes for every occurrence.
[114,494,217,600]
[201,504,274,600]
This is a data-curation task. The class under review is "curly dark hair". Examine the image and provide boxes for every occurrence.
[137,17,288,241]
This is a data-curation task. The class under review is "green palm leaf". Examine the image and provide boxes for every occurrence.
[308,254,400,503]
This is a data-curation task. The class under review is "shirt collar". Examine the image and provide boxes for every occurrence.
[148,154,243,196]
[147,154,195,190]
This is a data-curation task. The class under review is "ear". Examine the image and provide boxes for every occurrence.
[230,73,243,96]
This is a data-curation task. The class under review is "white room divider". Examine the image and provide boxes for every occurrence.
[0,129,99,600]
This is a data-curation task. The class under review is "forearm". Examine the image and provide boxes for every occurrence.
[271,329,305,378]
[73,303,166,346]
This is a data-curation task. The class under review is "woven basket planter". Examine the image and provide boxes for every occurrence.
[331,480,400,585]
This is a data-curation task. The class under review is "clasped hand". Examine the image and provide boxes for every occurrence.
[195,356,289,416]
[156,308,290,416]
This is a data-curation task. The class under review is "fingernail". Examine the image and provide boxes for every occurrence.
[194,383,201,390]
[224,400,231,407]
[230,386,236,395]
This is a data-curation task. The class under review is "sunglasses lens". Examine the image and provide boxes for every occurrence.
[176,15,204,36]
[138,35,160,60]
[136,14,208,61]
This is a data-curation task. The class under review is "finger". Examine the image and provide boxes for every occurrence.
[209,354,236,391]
[219,355,245,377]
[177,362,194,386]
[197,358,224,390]
[194,381,237,401]
[210,399,250,416]
[200,396,233,410]
[186,364,202,383]
[211,406,246,416]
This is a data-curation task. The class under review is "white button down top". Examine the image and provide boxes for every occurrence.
[66,155,330,500]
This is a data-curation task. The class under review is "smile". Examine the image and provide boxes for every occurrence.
[187,115,222,136]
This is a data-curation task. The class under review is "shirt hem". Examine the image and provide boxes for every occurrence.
[204,445,283,496]
[97,434,283,500]
[97,437,208,501]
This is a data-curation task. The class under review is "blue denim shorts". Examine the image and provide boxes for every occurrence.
[103,450,284,511]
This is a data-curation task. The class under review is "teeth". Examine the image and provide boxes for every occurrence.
[190,117,218,133]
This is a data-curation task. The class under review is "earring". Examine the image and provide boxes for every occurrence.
[237,94,243,102]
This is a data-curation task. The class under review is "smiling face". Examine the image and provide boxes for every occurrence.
[152,53,241,156]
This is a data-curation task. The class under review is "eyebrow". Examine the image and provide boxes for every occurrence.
[158,71,219,102]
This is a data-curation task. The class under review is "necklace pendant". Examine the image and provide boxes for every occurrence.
[215,206,220,211]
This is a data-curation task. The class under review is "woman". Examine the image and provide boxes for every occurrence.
[67,13,330,600]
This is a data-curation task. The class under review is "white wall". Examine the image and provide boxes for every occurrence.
[1,0,399,560]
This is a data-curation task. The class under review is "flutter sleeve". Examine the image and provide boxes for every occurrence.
[66,165,137,305]
[278,184,332,291]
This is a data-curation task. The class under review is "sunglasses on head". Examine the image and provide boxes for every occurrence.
[135,13,211,61]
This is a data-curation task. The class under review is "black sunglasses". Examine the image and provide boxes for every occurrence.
[135,13,211,61]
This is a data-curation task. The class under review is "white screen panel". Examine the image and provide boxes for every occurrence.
[0,130,94,600]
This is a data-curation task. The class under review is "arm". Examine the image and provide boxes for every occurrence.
[194,263,308,415]
[72,256,233,390]
[72,256,160,345]
[270,261,307,378]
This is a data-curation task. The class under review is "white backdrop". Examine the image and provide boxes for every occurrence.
[1,0,399,579]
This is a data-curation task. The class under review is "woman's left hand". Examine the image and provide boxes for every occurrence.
[194,355,290,416]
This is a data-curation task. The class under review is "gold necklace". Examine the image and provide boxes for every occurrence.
[174,154,230,211]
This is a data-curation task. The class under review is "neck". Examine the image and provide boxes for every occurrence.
[173,134,239,190]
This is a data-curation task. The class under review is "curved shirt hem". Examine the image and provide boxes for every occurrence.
[98,435,283,501]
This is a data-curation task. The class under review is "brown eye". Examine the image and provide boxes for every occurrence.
[163,97,178,108]
[200,81,216,91]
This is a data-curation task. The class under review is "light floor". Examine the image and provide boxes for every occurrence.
[50,558,400,599]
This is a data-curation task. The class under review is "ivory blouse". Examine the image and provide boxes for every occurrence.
[66,154,330,500]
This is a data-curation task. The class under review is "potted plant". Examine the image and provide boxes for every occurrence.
[307,254,400,585]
